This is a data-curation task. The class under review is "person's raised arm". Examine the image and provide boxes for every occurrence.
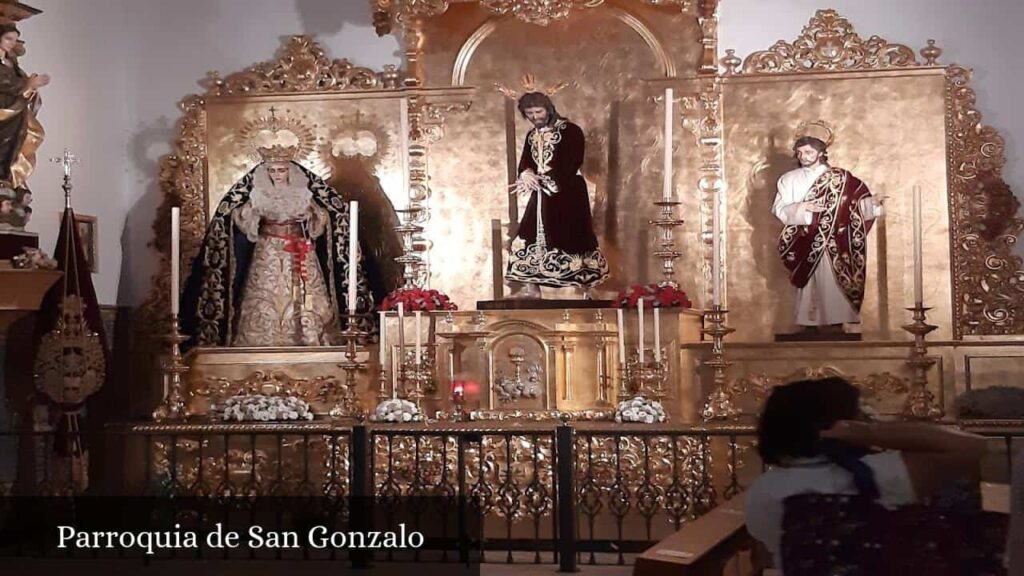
[822,420,986,499]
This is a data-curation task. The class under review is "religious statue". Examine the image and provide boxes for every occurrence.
[180,141,372,348]
[773,121,884,334]
[505,91,608,298]
[0,23,46,230]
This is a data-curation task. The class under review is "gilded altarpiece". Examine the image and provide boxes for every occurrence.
[684,10,1024,419]
[139,8,1024,425]
[413,1,706,303]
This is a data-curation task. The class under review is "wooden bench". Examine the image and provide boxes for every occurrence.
[633,493,757,576]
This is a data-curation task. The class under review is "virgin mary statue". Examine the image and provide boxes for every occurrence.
[180,144,372,348]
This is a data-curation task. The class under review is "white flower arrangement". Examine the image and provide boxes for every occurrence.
[371,398,423,423]
[215,395,315,422]
[614,395,667,424]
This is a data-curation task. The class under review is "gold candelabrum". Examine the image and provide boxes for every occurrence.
[375,312,436,415]
[901,304,943,420]
[395,207,425,288]
[649,200,685,286]
[701,304,737,421]
[153,314,190,421]
[398,347,435,410]
[330,313,368,419]
[620,350,668,402]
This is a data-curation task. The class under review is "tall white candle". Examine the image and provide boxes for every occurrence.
[170,207,180,316]
[638,299,645,363]
[414,311,422,366]
[347,201,359,313]
[395,303,404,399]
[400,97,411,197]
[616,308,626,366]
[653,307,661,362]
[712,189,722,306]
[913,186,923,306]
[663,87,674,201]
[379,311,387,367]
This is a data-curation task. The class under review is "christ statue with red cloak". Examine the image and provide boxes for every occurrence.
[773,122,885,334]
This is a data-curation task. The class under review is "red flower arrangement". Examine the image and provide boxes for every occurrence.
[380,287,458,312]
[614,282,692,309]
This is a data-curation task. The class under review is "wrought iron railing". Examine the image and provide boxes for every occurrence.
[1,419,1017,567]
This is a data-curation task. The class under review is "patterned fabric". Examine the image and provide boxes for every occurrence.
[781,493,1008,576]
[506,243,609,288]
[180,162,374,348]
[232,231,337,346]
[778,168,874,311]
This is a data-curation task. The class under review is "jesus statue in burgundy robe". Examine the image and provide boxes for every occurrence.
[773,125,884,331]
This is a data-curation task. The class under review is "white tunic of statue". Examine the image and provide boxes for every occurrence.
[772,163,882,327]
[231,165,336,346]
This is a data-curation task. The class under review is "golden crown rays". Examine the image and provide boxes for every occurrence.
[494,73,572,100]
[795,120,836,147]
[236,107,321,165]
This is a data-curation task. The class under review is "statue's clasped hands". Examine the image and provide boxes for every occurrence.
[509,169,541,197]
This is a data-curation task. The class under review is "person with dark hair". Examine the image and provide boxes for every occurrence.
[745,377,986,571]
[505,91,608,298]
[772,122,884,336]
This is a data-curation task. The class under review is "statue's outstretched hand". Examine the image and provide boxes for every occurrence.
[27,73,49,90]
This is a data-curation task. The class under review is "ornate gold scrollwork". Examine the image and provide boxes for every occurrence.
[729,366,912,413]
[194,369,343,406]
[726,9,1023,337]
[740,9,919,74]
[374,0,698,31]
[945,65,1024,336]
[140,37,407,332]
[207,36,384,96]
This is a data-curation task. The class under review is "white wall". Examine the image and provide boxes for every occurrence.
[14,1,1024,304]
[20,0,399,305]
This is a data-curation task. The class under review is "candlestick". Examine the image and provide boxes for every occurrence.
[638,299,645,363]
[616,308,626,367]
[663,87,674,202]
[170,207,180,315]
[347,201,360,313]
[379,311,387,366]
[653,307,661,362]
[711,188,722,306]
[396,303,404,400]
[400,97,411,197]
[913,186,923,306]
[414,310,422,366]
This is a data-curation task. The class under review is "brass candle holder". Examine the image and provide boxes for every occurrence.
[701,304,737,421]
[621,351,668,401]
[395,208,425,288]
[901,304,943,420]
[153,314,190,421]
[650,200,685,286]
[398,346,435,411]
[330,313,368,419]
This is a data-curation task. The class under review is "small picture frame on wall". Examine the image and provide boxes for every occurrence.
[73,213,98,274]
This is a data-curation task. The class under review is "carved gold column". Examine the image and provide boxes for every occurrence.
[697,0,720,74]
[682,78,726,308]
